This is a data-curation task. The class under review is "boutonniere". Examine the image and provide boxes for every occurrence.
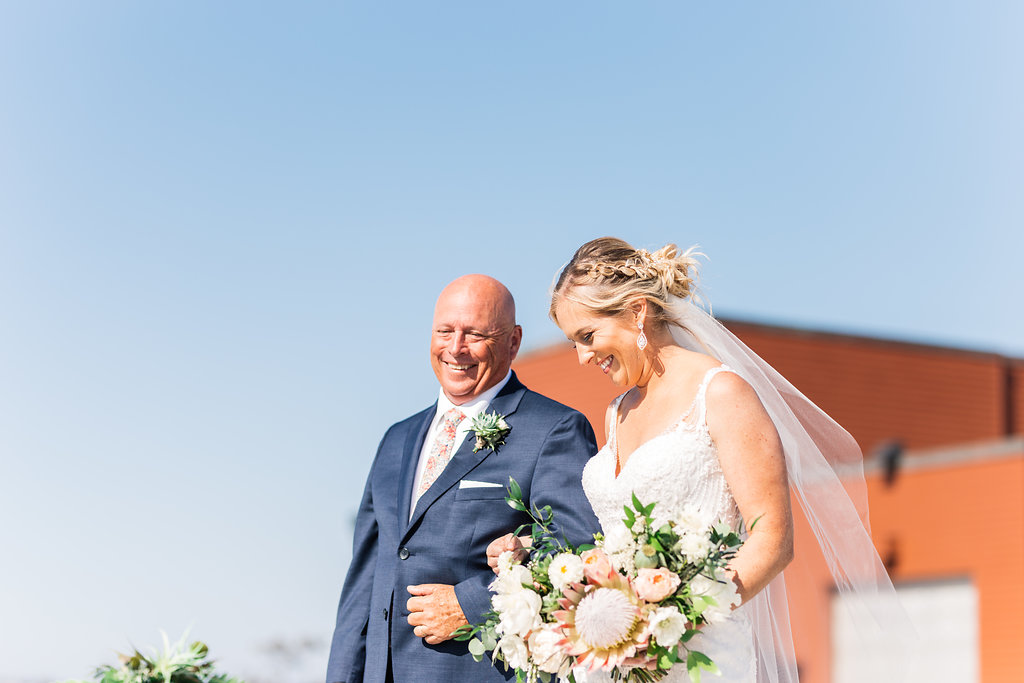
[470,411,511,453]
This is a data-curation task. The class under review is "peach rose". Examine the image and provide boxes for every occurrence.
[633,567,681,603]
[581,548,615,583]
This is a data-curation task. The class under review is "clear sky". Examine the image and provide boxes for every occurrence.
[1,2,1021,681]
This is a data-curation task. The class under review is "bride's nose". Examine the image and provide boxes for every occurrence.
[575,344,593,366]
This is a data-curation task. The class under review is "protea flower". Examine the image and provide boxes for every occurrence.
[553,568,650,672]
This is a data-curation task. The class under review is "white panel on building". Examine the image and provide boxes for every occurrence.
[831,578,977,683]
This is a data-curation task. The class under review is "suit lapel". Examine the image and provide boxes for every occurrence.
[404,374,528,536]
[397,403,436,528]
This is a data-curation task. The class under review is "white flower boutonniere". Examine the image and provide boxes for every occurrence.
[470,411,511,453]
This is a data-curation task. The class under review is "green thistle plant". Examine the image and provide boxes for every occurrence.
[56,631,244,683]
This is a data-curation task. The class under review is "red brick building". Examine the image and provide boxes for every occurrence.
[512,319,1024,683]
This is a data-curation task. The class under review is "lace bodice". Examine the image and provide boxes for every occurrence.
[580,365,756,682]
[582,365,743,536]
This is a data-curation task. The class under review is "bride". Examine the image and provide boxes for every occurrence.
[489,237,902,682]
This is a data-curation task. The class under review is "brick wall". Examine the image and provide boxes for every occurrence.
[514,321,1020,455]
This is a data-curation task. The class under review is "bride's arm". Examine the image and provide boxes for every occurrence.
[705,372,794,605]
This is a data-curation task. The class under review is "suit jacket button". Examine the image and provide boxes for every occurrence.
[383,608,389,620]
[398,546,410,560]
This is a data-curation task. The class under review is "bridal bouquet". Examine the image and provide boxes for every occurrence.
[457,480,745,683]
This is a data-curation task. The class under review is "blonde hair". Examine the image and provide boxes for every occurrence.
[550,237,701,328]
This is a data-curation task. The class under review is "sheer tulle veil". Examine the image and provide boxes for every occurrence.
[667,297,911,682]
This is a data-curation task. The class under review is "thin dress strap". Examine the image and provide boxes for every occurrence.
[607,393,627,453]
[694,364,735,426]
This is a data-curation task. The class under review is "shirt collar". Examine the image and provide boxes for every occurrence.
[435,370,513,421]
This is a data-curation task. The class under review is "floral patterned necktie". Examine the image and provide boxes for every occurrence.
[415,407,467,504]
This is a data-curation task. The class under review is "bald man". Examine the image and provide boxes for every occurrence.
[327,275,599,683]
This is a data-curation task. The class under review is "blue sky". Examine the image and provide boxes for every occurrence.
[1,2,1021,680]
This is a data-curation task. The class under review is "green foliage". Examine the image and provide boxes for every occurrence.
[55,631,244,683]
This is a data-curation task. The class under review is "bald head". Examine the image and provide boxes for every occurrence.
[430,274,523,404]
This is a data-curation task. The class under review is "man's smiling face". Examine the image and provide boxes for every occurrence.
[429,275,522,405]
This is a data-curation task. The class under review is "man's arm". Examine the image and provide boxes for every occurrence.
[326,445,382,683]
[455,409,600,626]
[529,410,601,548]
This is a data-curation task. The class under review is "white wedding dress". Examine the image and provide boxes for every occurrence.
[581,365,756,682]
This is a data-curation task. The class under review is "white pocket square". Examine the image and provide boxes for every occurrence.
[459,479,504,489]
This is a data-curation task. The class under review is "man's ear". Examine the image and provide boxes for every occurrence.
[508,325,523,361]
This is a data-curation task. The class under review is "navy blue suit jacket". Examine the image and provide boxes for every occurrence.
[327,373,599,683]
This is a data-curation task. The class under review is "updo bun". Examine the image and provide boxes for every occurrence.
[550,237,701,328]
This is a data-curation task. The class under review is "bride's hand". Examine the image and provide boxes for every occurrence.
[486,533,529,574]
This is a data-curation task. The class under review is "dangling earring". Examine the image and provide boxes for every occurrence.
[636,320,648,350]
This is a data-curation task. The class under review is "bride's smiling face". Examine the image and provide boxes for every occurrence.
[554,294,644,387]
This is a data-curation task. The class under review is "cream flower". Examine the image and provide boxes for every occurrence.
[676,530,713,563]
[497,633,530,670]
[497,549,518,575]
[648,605,687,646]
[528,623,572,675]
[548,552,585,592]
[602,523,635,556]
[633,567,681,602]
[493,587,542,637]
[690,571,742,624]
[490,563,532,596]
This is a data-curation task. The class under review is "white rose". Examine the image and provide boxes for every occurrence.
[548,553,585,592]
[494,587,543,637]
[673,509,707,536]
[676,530,713,562]
[603,523,636,556]
[497,633,530,670]
[528,623,571,674]
[690,571,742,624]
[648,605,687,646]
[490,563,533,596]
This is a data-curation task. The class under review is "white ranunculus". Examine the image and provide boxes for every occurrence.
[548,553,585,592]
[690,571,742,624]
[494,587,543,637]
[648,605,688,646]
[497,633,530,671]
[528,623,571,674]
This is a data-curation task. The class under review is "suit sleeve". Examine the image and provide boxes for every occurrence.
[527,410,601,548]
[326,439,384,683]
[453,410,600,625]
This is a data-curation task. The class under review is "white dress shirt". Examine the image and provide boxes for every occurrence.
[409,371,512,520]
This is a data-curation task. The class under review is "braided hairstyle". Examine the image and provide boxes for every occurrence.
[550,237,701,329]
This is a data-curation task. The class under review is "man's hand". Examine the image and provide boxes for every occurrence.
[486,533,530,574]
[406,583,467,645]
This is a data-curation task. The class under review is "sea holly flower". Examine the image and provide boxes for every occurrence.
[470,411,511,452]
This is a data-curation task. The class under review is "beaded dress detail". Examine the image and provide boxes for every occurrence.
[581,365,756,682]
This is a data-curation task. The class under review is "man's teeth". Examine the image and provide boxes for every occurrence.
[448,363,472,370]
[600,356,613,370]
